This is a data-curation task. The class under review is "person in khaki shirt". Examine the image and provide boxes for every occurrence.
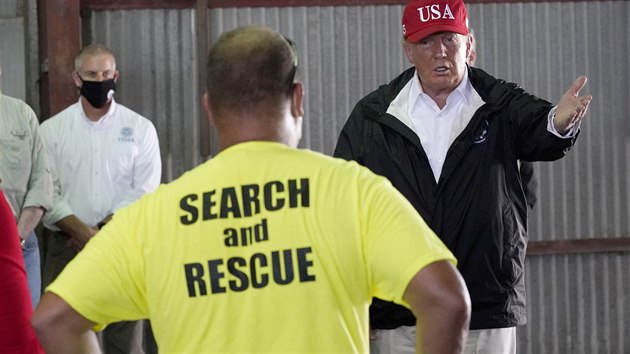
[0,64,53,309]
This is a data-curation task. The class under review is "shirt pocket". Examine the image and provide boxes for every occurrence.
[0,133,32,174]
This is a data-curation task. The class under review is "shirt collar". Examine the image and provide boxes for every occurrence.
[77,98,117,124]
[408,67,475,111]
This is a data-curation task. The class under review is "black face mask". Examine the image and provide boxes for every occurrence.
[79,78,116,108]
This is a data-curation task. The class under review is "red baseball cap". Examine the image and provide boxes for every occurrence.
[402,0,469,43]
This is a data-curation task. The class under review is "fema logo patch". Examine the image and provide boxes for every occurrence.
[472,120,489,144]
[118,127,135,142]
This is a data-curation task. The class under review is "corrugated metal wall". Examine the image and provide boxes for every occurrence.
[525,253,630,354]
[470,2,630,243]
[0,0,19,16]
[1,0,39,114]
[85,2,630,352]
[468,3,630,352]
[208,6,408,155]
[0,0,26,101]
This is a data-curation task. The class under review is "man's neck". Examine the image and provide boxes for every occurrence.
[80,97,111,122]
[216,113,298,152]
[418,75,467,110]
[424,90,451,110]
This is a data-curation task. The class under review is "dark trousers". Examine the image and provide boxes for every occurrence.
[41,229,157,354]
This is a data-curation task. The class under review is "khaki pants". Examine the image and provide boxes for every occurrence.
[41,229,153,354]
[370,325,516,354]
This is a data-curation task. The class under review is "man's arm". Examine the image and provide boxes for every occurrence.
[112,122,161,212]
[32,292,102,354]
[15,105,52,241]
[403,260,471,354]
[39,121,77,229]
[17,206,44,240]
[519,161,538,210]
[131,122,161,195]
[55,215,98,250]
[38,131,95,250]
[21,106,53,222]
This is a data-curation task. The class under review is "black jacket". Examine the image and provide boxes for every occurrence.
[334,66,577,329]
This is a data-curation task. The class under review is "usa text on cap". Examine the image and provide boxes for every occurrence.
[402,0,469,43]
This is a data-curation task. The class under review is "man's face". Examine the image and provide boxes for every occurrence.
[74,53,117,85]
[404,31,470,96]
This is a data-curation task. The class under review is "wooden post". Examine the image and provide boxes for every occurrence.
[196,0,211,156]
[38,0,81,120]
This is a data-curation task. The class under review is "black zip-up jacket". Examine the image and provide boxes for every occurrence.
[334,66,577,330]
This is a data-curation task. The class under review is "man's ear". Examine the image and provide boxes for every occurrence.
[113,70,120,83]
[290,82,304,119]
[466,34,474,64]
[403,41,414,64]
[72,71,82,88]
[202,92,214,127]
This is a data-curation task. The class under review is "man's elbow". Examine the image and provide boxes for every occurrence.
[444,285,471,328]
[31,292,70,343]
[433,266,471,329]
[31,306,52,342]
[406,261,472,330]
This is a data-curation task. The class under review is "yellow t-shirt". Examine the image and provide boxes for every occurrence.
[48,141,455,353]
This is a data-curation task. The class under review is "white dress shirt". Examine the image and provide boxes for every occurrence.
[40,99,161,229]
[394,70,577,182]
[407,70,485,180]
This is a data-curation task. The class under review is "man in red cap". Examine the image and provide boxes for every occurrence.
[334,0,592,353]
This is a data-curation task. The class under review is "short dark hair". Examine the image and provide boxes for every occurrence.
[206,26,298,116]
[75,44,116,72]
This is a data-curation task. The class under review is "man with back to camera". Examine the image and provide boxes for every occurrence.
[38,44,162,354]
[334,0,592,353]
[32,26,471,354]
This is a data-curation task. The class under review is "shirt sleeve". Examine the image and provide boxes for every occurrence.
[546,106,581,138]
[39,122,74,228]
[46,198,148,328]
[361,172,456,308]
[22,106,53,212]
[112,120,161,212]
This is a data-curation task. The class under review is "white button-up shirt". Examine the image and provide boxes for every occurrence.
[404,70,575,182]
[408,70,485,180]
[40,99,162,229]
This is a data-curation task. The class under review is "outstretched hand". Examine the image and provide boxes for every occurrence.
[553,75,593,134]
